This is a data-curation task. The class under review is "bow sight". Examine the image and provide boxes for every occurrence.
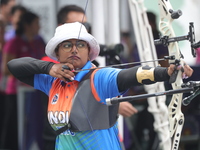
[154,22,200,57]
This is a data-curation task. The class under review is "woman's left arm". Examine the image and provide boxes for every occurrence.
[7,57,54,86]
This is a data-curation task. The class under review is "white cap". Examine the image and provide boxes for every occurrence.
[45,22,100,61]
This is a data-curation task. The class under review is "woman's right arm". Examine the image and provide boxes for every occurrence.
[7,57,54,86]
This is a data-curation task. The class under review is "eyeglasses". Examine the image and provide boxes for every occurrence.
[59,40,88,52]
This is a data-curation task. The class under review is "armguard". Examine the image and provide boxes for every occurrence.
[136,66,155,84]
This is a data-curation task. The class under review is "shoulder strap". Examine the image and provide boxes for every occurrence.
[80,69,95,81]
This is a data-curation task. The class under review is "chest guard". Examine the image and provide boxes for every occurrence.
[56,70,119,135]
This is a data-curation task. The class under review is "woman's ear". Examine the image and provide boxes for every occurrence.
[56,53,60,61]
[55,46,60,61]
[88,47,90,60]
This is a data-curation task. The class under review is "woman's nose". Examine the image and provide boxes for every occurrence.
[71,44,78,53]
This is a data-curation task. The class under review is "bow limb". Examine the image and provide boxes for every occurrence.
[158,0,184,149]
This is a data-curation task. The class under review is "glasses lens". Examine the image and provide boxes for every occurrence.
[61,42,72,52]
[76,41,87,50]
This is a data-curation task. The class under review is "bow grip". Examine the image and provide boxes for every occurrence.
[169,69,178,83]
[169,59,181,83]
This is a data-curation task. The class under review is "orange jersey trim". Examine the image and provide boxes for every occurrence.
[90,69,101,102]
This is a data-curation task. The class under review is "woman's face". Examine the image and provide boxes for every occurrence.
[56,39,90,69]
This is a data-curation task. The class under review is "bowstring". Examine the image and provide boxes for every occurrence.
[77,0,89,39]
[72,0,89,68]
[71,0,103,149]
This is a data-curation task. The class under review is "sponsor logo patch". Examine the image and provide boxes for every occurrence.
[52,94,59,104]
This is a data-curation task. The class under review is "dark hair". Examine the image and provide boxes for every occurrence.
[57,5,85,25]
[0,0,10,5]
[11,5,27,15]
[147,11,159,39]
[15,10,38,36]
[147,12,156,24]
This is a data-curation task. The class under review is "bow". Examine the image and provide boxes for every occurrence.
[158,1,186,149]
[73,0,197,149]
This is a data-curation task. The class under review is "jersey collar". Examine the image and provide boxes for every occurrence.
[74,61,93,82]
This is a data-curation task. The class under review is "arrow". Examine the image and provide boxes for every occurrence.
[71,55,175,73]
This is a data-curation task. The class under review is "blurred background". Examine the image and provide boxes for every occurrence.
[17,0,200,65]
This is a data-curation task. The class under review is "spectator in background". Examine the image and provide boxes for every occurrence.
[147,11,168,67]
[0,6,27,125]
[57,5,86,25]
[0,14,5,146]
[0,0,15,147]
[0,16,5,50]
[0,10,46,150]
[0,0,16,38]
[4,5,27,41]
[0,0,16,24]
[0,1,19,95]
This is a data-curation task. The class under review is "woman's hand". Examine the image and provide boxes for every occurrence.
[49,63,75,82]
[118,102,138,117]
[168,63,193,79]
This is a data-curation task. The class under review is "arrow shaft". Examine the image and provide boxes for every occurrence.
[74,57,169,73]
